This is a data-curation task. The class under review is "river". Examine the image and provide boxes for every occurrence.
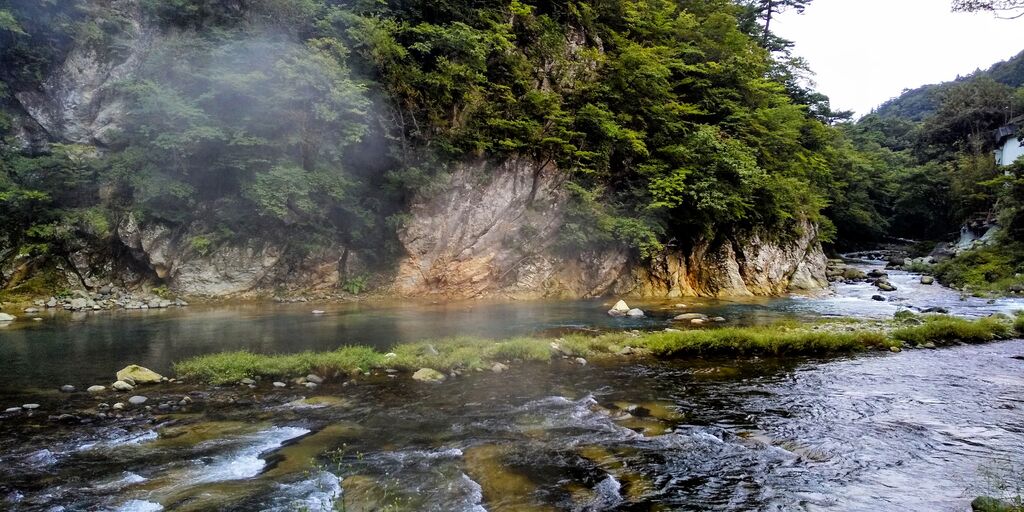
[0,260,1023,510]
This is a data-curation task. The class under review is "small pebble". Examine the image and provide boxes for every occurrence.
[60,385,76,393]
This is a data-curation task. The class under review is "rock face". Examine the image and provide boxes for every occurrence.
[393,158,828,299]
[11,1,148,149]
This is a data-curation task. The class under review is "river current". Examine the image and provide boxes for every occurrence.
[0,260,1022,511]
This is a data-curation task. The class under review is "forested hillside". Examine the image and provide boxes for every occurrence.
[0,0,1021,298]
[874,50,1024,121]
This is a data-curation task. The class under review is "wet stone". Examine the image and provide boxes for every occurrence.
[60,385,76,393]
[128,396,147,406]
[22,404,40,410]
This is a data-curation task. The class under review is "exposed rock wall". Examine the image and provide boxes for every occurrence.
[110,214,354,296]
[12,1,150,148]
[393,158,828,299]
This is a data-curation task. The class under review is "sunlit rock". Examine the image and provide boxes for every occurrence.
[412,368,445,383]
[116,365,164,384]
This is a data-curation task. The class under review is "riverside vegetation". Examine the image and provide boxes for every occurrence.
[175,313,1022,385]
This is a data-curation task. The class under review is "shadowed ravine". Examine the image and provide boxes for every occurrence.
[1,261,1023,511]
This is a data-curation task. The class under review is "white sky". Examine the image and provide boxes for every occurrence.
[773,0,1024,116]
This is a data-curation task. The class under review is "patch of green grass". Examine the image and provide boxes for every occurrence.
[628,328,891,356]
[173,316,1017,384]
[173,346,385,385]
[891,315,1011,346]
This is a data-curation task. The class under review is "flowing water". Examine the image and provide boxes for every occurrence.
[1,260,1023,511]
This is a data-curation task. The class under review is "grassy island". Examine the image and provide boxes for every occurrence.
[174,314,1022,385]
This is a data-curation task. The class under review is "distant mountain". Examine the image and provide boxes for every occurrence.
[874,49,1024,121]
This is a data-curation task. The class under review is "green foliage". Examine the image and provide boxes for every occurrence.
[341,275,369,295]
[933,243,1024,295]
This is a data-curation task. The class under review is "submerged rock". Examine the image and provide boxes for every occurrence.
[920,276,935,285]
[922,307,950,314]
[871,295,886,301]
[22,404,39,410]
[60,385,75,393]
[116,365,164,384]
[674,313,708,321]
[412,368,446,383]
[491,362,509,373]
[626,308,645,318]
[0,313,15,322]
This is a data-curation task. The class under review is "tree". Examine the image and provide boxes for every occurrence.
[746,0,813,47]
[952,0,1024,18]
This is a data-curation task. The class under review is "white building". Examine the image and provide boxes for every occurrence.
[994,117,1024,166]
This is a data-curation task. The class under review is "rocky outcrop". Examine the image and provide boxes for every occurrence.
[394,158,828,299]
[12,1,150,148]
[111,214,357,296]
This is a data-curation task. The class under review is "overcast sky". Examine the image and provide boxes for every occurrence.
[773,0,1024,117]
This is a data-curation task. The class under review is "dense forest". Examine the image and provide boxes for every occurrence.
[1,0,1023,295]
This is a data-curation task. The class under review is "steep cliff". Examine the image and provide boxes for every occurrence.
[1,1,830,300]
[394,158,828,299]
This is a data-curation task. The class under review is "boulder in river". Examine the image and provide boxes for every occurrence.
[871,295,886,301]
[920,276,934,285]
[112,380,134,392]
[22,404,39,410]
[922,307,949,314]
[874,280,897,292]
[971,496,1019,512]
[87,385,106,394]
[626,308,645,318]
[608,300,631,317]
[412,368,446,383]
[0,313,15,322]
[60,385,75,393]
[843,268,868,280]
[116,365,164,384]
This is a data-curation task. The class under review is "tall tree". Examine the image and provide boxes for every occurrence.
[748,0,812,46]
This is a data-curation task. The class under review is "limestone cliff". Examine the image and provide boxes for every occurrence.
[393,158,828,299]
